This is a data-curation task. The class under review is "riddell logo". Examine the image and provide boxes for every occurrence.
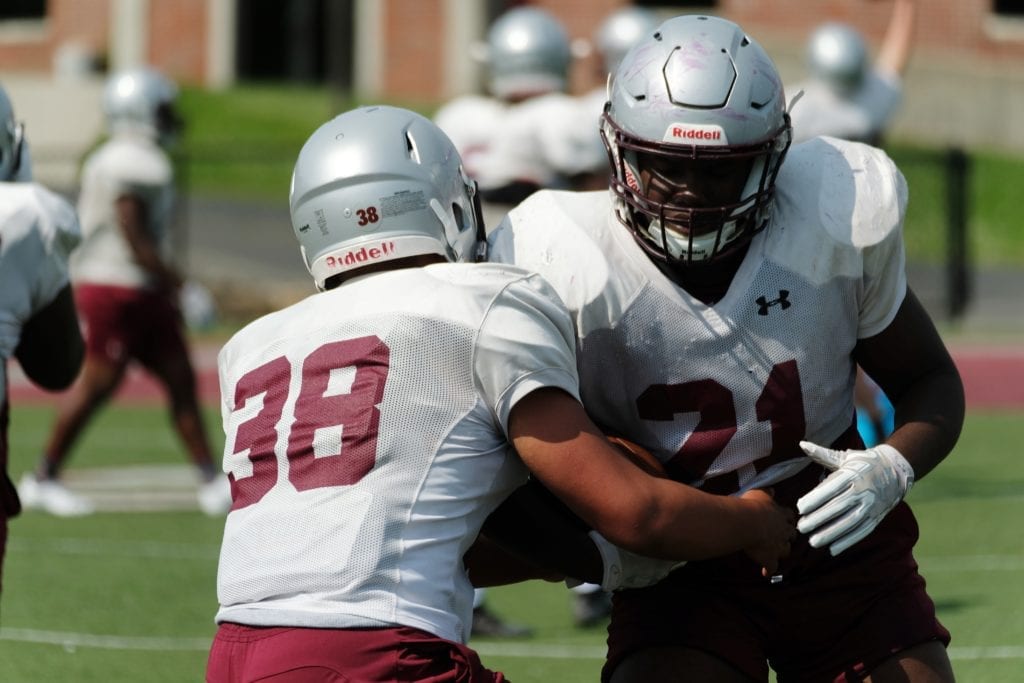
[325,241,396,269]
[664,124,727,144]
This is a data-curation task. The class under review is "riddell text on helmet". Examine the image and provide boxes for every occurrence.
[325,241,396,269]
[663,124,728,144]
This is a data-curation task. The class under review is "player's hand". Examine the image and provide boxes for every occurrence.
[796,441,915,556]
[587,530,685,591]
[735,488,796,575]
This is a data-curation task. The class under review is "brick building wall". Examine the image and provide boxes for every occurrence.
[148,0,208,81]
[380,0,446,100]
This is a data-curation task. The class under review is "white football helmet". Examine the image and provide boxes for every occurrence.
[290,105,484,291]
[103,66,182,142]
[807,22,868,95]
[594,7,659,78]
[602,15,792,266]
[485,7,572,100]
[0,84,26,181]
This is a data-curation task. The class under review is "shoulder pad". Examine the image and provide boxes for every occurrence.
[775,137,907,249]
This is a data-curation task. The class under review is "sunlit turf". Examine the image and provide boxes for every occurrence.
[1,405,1021,682]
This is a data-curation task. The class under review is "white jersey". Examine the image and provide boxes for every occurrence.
[433,94,508,185]
[489,137,907,495]
[789,70,902,145]
[436,92,605,192]
[72,132,175,289]
[0,182,80,403]
[215,263,579,644]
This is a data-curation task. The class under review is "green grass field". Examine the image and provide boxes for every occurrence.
[2,403,1021,682]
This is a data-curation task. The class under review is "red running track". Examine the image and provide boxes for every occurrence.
[7,344,1024,410]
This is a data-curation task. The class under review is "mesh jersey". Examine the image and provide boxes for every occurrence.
[72,132,174,289]
[489,137,907,496]
[436,92,605,192]
[789,69,902,144]
[214,262,579,644]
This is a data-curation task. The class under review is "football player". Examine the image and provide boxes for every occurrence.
[434,6,603,222]
[20,67,231,517]
[205,105,795,682]
[0,83,84,592]
[489,14,962,683]
[789,0,916,146]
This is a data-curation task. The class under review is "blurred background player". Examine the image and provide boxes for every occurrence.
[490,13,962,681]
[789,0,917,445]
[19,67,231,517]
[205,105,794,682]
[434,6,602,228]
[789,0,916,146]
[0,83,84,594]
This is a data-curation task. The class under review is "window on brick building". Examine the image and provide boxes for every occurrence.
[0,0,45,21]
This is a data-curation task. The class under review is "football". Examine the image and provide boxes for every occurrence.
[606,435,667,478]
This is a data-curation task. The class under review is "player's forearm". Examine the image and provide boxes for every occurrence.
[885,363,964,481]
[614,482,784,562]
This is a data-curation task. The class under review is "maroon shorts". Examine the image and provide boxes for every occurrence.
[604,463,950,683]
[206,622,508,683]
[75,283,188,368]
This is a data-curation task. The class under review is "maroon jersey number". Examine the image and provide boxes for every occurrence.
[227,336,390,510]
[636,359,805,494]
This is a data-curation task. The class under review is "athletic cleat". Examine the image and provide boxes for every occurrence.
[573,589,612,628]
[18,473,95,517]
[471,605,534,639]
[197,475,232,516]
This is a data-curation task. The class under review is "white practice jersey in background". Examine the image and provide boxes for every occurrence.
[489,137,907,495]
[72,132,174,289]
[215,263,579,644]
[436,92,605,193]
[789,70,902,145]
[0,182,80,402]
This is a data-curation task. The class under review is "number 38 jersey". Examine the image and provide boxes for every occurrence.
[214,263,578,644]
[489,137,908,496]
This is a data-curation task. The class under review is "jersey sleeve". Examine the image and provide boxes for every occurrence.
[29,186,81,312]
[474,271,581,437]
[853,146,908,338]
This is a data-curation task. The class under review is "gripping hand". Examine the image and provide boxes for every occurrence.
[588,531,685,591]
[796,441,914,556]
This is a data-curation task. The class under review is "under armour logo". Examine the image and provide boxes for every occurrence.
[756,290,791,315]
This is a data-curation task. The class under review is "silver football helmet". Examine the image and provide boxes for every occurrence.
[0,84,25,181]
[485,7,572,100]
[602,15,792,266]
[594,7,659,78]
[807,22,868,95]
[290,105,484,291]
[102,66,182,142]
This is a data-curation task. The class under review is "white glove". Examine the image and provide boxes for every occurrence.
[796,441,915,556]
[587,531,685,591]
